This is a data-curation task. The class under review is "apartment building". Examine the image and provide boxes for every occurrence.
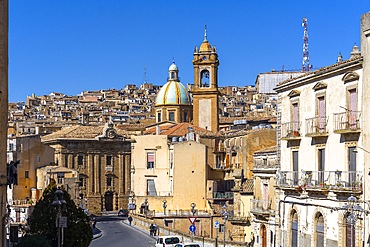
[274,12,370,247]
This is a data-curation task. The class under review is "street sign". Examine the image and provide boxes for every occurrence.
[188,217,197,224]
[214,221,219,229]
[59,216,68,228]
[189,224,196,233]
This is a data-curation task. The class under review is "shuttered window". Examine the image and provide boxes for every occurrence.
[147,152,155,169]
[318,96,326,131]
[349,89,357,128]
[147,179,157,196]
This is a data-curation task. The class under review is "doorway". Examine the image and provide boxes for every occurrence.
[104,191,114,211]
[260,224,267,247]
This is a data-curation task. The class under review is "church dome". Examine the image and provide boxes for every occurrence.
[199,40,211,52]
[156,62,190,106]
[155,80,190,106]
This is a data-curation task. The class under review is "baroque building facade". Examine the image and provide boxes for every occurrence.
[41,123,132,213]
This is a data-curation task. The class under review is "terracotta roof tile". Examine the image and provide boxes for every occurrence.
[41,124,128,141]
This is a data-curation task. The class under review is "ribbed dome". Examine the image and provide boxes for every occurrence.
[155,81,190,106]
[200,40,211,52]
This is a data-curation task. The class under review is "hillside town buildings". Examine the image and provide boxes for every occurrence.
[4,11,370,247]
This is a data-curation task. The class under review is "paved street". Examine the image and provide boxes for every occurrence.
[89,217,156,247]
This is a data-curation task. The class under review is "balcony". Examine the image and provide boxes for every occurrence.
[208,191,234,201]
[250,199,273,216]
[213,146,225,153]
[276,170,362,194]
[280,121,301,140]
[305,116,328,137]
[333,111,361,134]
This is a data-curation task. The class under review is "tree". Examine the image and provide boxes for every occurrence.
[23,179,92,247]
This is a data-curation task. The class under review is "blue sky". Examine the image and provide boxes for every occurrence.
[9,1,369,102]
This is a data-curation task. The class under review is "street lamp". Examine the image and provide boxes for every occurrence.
[221,204,228,247]
[342,194,364,247]
[163,200,167,217]
[144,198,149,219]
[190,203,196,216]
[52,189,67,247]
[163,200,167,226]
[128,191,135,215]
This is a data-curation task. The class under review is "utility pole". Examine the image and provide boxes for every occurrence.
[0,1,8,247]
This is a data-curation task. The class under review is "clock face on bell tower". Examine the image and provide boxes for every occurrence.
[191,26,219,132]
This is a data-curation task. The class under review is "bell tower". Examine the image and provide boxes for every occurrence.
[192,26,219,131]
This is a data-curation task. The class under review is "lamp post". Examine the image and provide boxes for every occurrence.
[342,194,364,247]
[190,203,196,216]
[128,191,135,215]
[52,189,67,247]
[221,204,228,247]
[144,198,148,219]
[84,198,88,212]
[163,200,167,226]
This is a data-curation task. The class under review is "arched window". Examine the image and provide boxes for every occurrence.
[315,213,324,246]
[200,70,210,87]
[291,210,298,247]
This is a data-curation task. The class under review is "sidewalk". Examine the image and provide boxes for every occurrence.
[121,218,158,240]
[92,227,102,239]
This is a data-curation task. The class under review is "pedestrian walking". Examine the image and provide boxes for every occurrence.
[128,215,133,226]
[149,223,154,236]
[153,222,157,236]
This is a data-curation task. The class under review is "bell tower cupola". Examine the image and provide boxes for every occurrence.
[191,26,219,131]
[168,60,179,81]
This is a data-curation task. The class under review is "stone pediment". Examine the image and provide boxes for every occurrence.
[288,90,300,98]
[312,82,327,91]
[342,72,359,83]
[97,122,124,141]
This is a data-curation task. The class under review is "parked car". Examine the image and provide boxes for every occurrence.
[118,209,128,217]
[155,236,181,247]
[175,243,200,247]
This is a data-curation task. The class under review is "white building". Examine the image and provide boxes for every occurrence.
[274,12,370,247]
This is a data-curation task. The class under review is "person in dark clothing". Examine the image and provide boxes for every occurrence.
[128,215,133,226]
[153,223,157,236]
[149,223,154,236]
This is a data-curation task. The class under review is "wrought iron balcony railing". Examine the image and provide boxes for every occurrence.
[250,199,273,216]
[281,121,301,139]
[333,111,361,133]
[213,191,234,199]
[305,116,328,136]
[276,170,362,192]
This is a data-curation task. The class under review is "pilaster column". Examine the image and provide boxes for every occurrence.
[94,153,100,194]
[125,154,131,195]
[68,154,73,169]
[58,151,65,167]
[87,153,93,194]
[119,153,124,195]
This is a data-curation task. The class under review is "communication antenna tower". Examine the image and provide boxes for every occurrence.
[144,65,147,84]
[302,17,310,72]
